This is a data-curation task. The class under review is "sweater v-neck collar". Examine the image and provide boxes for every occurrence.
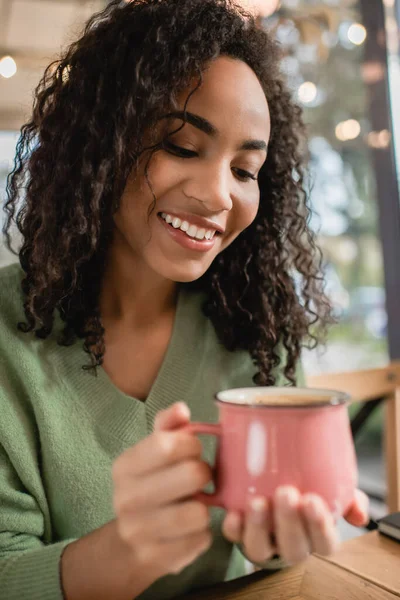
[51,288,205,441]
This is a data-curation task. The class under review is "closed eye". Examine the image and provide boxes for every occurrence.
[163,140,197,158]
[163,140,258,182]
[233,168,257,182]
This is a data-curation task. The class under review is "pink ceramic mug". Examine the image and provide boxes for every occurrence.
[189,387,358,518]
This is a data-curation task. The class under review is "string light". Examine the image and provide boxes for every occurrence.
[0,56,17,79]
[239,0,281,17]
[347,23,367,46]
[298,82,318,104]
[367,130,391,149]
[335,119,361,142]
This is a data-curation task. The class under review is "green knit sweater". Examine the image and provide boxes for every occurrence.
[0,263,291,600]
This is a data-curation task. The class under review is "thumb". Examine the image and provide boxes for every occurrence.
[344,489,369,527]
[154,402,191,432]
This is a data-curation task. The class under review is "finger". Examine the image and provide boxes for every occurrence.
[222,511,243,544]
[114,459,212,512]
[154,402,191,432]
[343,489,369,527]
[136,530,213,576]
[302,494,340,556]
[242,497,276,564]
[275,487,310,564]
[157,530,213,575]
[113,429,202,479]
[120,500,211,544]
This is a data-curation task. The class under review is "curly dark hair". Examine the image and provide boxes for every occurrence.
[3,0,332,385]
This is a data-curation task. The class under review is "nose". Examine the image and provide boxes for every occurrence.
[183,161,233,213]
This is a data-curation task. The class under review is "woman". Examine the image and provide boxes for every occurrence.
[0,1,368,599]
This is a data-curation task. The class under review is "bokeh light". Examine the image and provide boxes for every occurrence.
[0,56,17,79]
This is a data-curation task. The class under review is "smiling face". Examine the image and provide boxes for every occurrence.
[113,55,271,283]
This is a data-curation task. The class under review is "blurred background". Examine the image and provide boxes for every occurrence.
[1,0,400,525]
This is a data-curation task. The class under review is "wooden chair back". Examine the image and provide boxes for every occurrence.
[306,361,400,513]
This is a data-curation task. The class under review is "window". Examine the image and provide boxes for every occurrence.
[263,1,390,374]
[0,131,19,267]
[262,0,400,516]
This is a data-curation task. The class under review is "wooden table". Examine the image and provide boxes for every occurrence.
[184,532,400,599]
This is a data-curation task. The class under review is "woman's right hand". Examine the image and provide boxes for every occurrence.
[112,402,213,579]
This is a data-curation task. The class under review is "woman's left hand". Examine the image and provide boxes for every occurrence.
[222,487,369,566]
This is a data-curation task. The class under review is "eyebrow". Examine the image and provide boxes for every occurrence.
[163,110,268,153]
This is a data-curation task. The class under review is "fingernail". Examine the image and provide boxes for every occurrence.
[227,511,242,530]
[277,487,299,510]
[303,499,319,521]
[303,495,329,525]
[176,402,190,419]
[250,497,267,523]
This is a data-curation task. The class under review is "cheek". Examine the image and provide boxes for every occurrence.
[222,193,259,251]
[120,151,173,207]
[146,152,180,192]
[113,176,154,246]
[236,191,260,231]
[119,157,168,219]
[117,180,148,224]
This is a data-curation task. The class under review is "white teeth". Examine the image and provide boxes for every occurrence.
[187,225,198,238]
[160,213,217,241]
[180,221,189,232]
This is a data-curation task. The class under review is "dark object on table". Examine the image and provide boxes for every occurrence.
[378,512,400,542]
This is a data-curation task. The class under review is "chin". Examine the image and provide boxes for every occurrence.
[167,268,208,284]
[173,273,205,284]
[156,260,212,284]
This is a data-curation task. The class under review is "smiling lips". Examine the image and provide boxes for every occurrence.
[160,213,217,241]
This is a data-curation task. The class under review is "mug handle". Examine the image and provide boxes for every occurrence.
[186,422,225,509]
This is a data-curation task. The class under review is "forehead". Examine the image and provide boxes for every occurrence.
[178,56,271,142]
